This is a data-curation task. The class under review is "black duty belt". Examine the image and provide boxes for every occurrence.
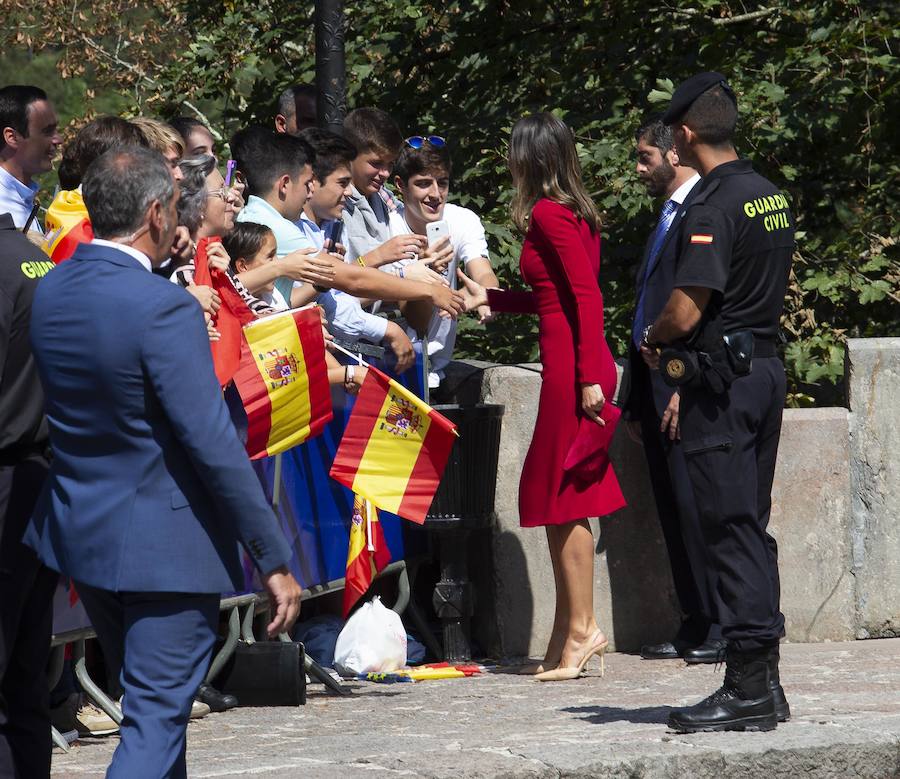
[753,339,778,358]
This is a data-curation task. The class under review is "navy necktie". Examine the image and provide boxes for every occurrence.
[633,199,678,347]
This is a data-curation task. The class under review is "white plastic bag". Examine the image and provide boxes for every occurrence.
[333,596,407,676]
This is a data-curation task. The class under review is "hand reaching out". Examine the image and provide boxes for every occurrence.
[455,268,489,310]
[402,260,449,286]
[431,284,466,319]
[277,249,336,288]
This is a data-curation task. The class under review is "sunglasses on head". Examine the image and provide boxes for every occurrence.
[405,135,446,149]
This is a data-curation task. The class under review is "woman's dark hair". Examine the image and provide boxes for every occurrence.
[176,154,216,235]
[299,127,357,183]
[169,116,210,146]
[57,116,148,190]
[508,113,601,234]
[222,222,274,273]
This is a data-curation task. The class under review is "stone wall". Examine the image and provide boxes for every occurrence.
[444,337,900,658]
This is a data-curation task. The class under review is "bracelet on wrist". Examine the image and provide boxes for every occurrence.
[356,255,367,268]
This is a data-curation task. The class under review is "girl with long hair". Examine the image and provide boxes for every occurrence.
[459,113,625,680]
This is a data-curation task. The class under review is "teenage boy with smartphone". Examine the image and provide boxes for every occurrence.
[233,130,463,372]
[390,136,499,391]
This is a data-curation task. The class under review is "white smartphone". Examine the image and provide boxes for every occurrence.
[426,219,450,248]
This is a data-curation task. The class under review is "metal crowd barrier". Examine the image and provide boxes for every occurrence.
[49,556,436,751]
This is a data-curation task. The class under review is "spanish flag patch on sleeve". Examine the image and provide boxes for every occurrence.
[690,234,714,244]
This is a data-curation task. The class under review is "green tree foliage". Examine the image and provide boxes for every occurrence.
[5,1,898,404]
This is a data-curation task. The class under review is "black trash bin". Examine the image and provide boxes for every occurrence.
[425,404,504,661]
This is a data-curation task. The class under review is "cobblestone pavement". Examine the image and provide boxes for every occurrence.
[52,638,900,778]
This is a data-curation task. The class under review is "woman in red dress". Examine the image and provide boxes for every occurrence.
[459,113,625,680]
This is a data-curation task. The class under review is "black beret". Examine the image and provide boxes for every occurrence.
[662,72,736,125]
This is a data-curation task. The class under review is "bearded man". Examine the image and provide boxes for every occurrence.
[622,116,723,664]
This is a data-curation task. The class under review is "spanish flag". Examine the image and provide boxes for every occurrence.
[233,308,332,459]
[330,366,457,524]
[343,495,392,617]
[42,189,93,263]
[194,237,255,387]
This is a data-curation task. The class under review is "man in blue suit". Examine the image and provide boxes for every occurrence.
[623,116,723,663]
[25,146,302,778]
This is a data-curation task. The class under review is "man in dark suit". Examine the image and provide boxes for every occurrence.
[25,146,302,778]
[624,116,724,663]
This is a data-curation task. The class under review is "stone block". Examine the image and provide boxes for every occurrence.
[771,408,855,642]
[846,338,900,638]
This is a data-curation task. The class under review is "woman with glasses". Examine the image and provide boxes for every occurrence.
[169,154,244,338]
[458,113,625,681]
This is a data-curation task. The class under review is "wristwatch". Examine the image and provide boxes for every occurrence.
[641,324,656,348]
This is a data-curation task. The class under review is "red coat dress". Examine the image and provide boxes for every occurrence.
[492,199,625,527]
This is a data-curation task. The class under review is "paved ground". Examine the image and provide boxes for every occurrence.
[53,638,900,778]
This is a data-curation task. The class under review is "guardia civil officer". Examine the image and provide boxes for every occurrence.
[641,73,794,733]
[625,116,724,664]
[0,212,59,777]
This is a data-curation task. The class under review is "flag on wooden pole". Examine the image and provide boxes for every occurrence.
[329,366,456,524]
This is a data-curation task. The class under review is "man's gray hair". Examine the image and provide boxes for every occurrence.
[635,115,674,154]
[82,146,175,239]
[176,154,216,235]
[276,83,316,120]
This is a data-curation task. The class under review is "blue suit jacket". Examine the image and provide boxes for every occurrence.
[24,242,292,593]
[623,184,700,421]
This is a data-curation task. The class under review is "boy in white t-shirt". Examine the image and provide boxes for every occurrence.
[390,137,499,390]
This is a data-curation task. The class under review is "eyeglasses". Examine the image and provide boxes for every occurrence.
[206,187,230,201]
[405,135,446,149]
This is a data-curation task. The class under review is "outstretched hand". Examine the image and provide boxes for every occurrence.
[455,268,489,311]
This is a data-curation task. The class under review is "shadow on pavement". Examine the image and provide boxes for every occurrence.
[561,704,674,725]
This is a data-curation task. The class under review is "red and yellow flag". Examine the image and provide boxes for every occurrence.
[343,495,392,617]
[330,366,457,524]
[42,189,93,263]
[194,237,255,386]
[233,308,333,459]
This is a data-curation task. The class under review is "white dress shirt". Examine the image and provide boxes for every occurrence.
[91,239,153,272]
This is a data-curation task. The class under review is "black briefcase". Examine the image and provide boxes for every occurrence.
[215,640,306,706]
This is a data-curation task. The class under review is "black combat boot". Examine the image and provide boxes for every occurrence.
[668,645,777,733]
[769,645,791,722]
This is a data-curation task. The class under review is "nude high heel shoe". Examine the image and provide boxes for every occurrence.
[534,632,608,682]
[515,660,559,675]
